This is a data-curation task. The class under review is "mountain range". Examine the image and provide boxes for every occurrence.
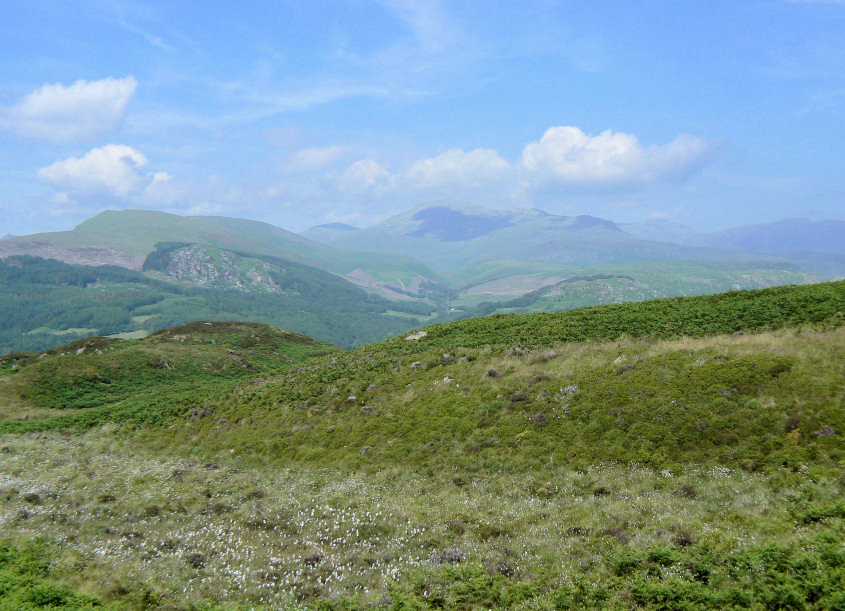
[0,201,840,353]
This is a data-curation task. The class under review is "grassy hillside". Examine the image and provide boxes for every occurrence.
[8,209,449,291]
[0,281,843,609]
[452,260,821,312]
[0,255,431,352]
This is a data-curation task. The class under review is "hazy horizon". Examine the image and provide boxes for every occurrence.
[4,201,845,240]
[2,1,845,235]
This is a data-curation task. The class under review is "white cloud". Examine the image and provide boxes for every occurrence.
[38,144,151,198]
[340,159,391,193]
[1,76,137,142]
[521,126,714,186]
[288,145,346,172]
[402,148,511,189]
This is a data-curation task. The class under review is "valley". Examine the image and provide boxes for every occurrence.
[0,202,837,355]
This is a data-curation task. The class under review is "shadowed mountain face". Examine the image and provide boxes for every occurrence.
[301,202,744,269]
[407,206,514,241]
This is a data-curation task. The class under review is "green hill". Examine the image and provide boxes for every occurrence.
[0,255,432,353]
[0,281,843,609]
[3,209,448,293]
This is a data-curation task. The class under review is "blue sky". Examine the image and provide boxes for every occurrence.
[1,0,844,235]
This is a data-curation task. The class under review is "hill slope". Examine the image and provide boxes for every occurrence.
[0,281,843,609]
[0,210,448,296]
[0,255,432,352]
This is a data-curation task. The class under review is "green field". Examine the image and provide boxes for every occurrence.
[0,281,843,609]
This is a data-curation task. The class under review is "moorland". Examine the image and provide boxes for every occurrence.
[0,281,843,609]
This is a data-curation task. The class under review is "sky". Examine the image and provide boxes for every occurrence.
[1,0,844,235]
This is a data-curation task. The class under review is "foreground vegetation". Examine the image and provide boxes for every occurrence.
[0,281,843,608]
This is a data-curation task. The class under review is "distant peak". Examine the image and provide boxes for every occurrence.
[308,222,359,231]
[405,206,515,241]
[410,199,478,213]
[569,215,622,231]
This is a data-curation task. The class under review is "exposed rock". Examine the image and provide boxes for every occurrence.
[532,413,549,427]
[360,405,378,416]
[508,391,530,403]
[483,368,502,378]
[675,529,698,547]
[813,425,839,438]
[600,528,628,544]
[186,552,206,568]
[405,331,427,341]
[430,548,465,564]
[303,549,323,566]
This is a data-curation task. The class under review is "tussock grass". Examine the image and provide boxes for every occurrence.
[0,282,843,608]
[1,431,843,609]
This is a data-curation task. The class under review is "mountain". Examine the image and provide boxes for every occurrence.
[1,282,843,608]
[0,209,449,300]
[619,218,700,244]
[301,222,361,243]
[622,217,845,258]
[691,218,845,255]
[0,234,14,240]
[302,201,761,270]
[0,206,833,354]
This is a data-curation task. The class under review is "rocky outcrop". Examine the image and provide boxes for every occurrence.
[164,246,280,292]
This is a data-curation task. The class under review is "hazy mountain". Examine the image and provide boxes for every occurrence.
[300,222,361,243]
[1,210,448,300]
[619,219,700,244]
[303,200,750,270]
[623,217,845,255]
[691,218,845,255]
[0,234,14,240]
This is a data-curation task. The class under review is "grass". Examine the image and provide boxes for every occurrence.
[0,281,843,608]
[0,321,337,432]
[0,431,843,609]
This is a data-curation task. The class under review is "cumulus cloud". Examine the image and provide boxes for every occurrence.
[1,76,137,142]
[288,145,345,172]
[326,126,715,208]
[340,159,391,193]
[402,148,511,189]
[521,126,714,186]
[38,144,152,198]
